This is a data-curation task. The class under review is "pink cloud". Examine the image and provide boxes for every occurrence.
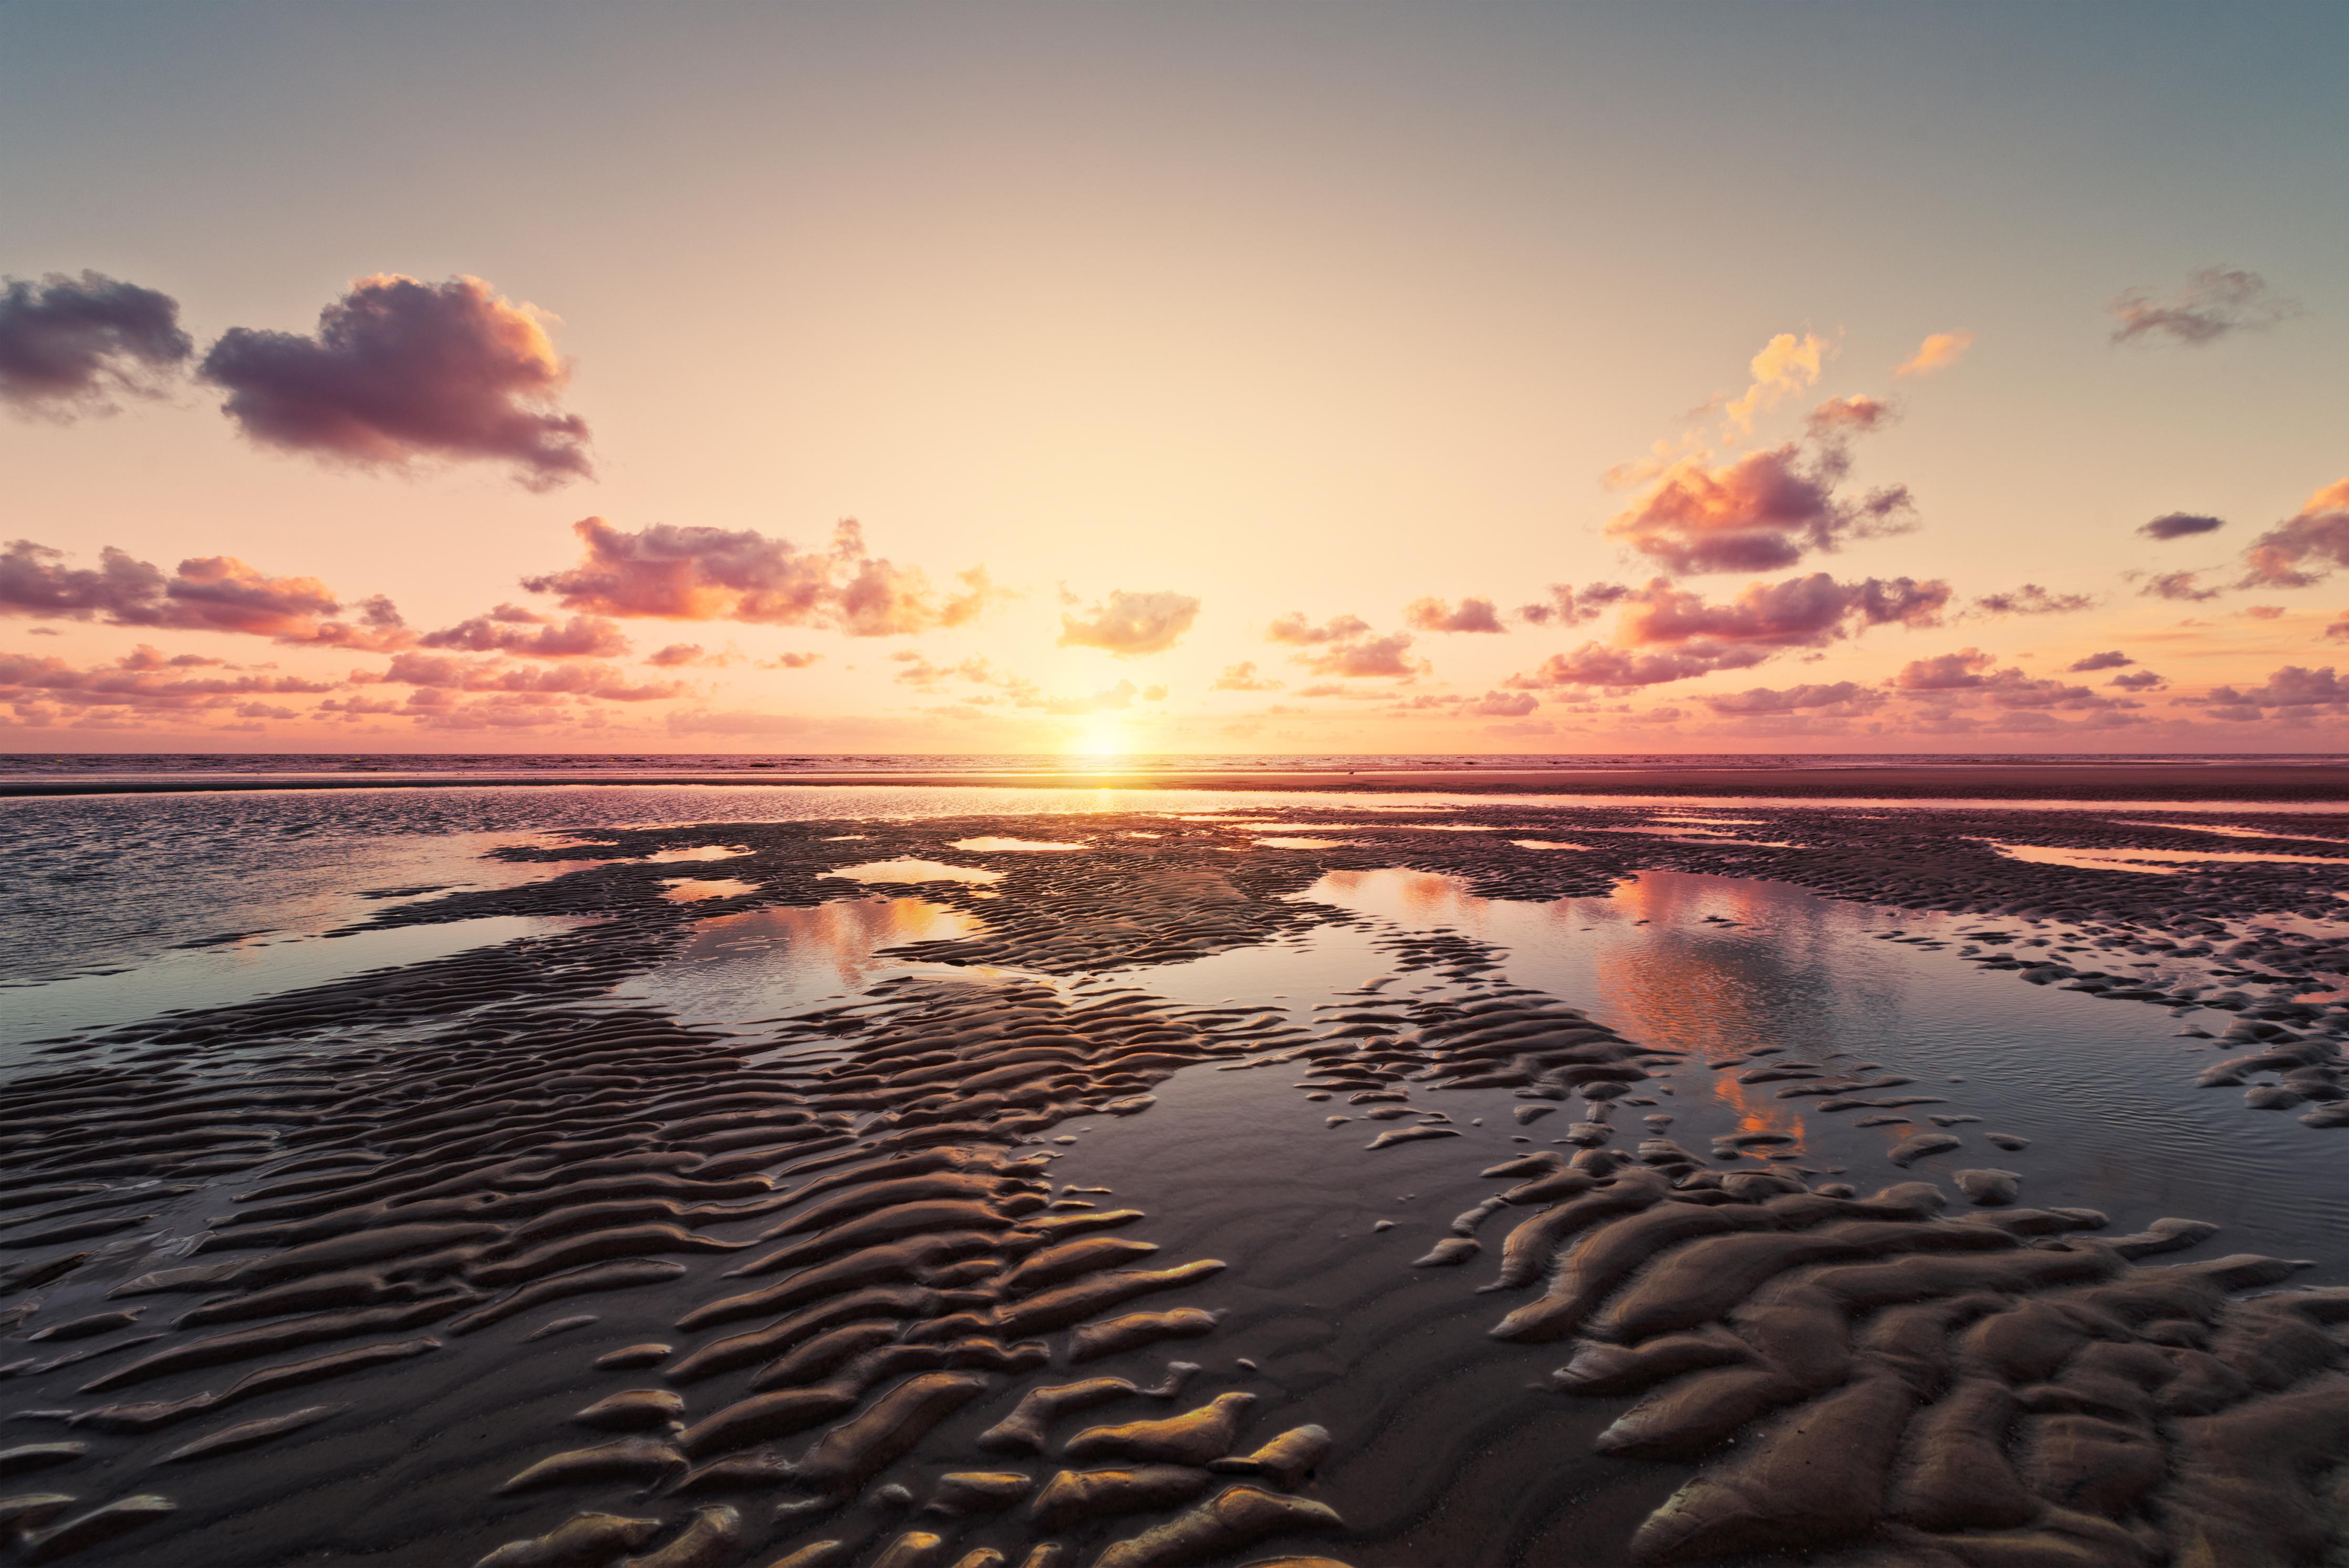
[200,274,591,487]
[1058,589,1201,655]
[2238,479,2349,588]
[373,650,682,702]
[2134,568,2222,602]
[523,516,1000,635]
[1969,584,2095,617]
[1604,441,1915,575]
[1505,574,1946,692]
[1703,681,1885,716]
[421,605,631,659]
[2192,666,2349,721]
[1265,611,1371,646]
[1404,596,1505,634]
[1266,611,1425,680]
[0,647,339,714]
[1518,583,1631,627]
[1296,630,1423,679]
[0,538,411,649]
[1210,660,1282,692]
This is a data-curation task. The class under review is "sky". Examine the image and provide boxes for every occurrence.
[2,1,2344,755]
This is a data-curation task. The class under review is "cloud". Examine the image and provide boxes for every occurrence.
[1723,332,1826,432]
[1970,584,2094,616]
[1805,395,1895,437]
[0,271,192,415]
[1702,681,1886,716]
[1620,573,1949,646]
[1296,630,1423,679]
[1507,643,1772,690]
[1467,690,1537,716]
[1505,574,1947,692]
[647,642,715,667]
[2069,650,2133,672]
[1889,649,2130,712]
[1057,589,1201,656]
[0,646,339,715]
[760,651,822,669]
[2328,616,2349,644]
[2195,665,2349,720]
[2238,480,2349,588]
[1404,596,1505,634]
[2134,569,2222,603]
[200,274,591,487]
[523,516,999,635]
[1264,611,1425,680]
[373,651,682,702]
[1210,660,1282,692]
[420,605,631,658]
[2140,512,2224,541]
[1891,648,1997,690]
[1894,330,1974,378]
[891,650,999,689]
[1518,583,1632,627]
[1604,442,1915,575]
[2109,267,2298,347]
[1265,612,1371,646]
[2109,668,2165,690]
[0,538,411,649]
[2240,605,2286,621]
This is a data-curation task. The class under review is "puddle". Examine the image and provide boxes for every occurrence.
[1988,840,2349,874]
[1255,837,1356,849]
[0,915,597,1059]
[619,896,979,1027]
[822,858,1005,885]
[659,877,760,901]
[947,837,1088,852]
[644,845,751,864]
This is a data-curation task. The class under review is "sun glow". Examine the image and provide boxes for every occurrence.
[1067,719,1131,759]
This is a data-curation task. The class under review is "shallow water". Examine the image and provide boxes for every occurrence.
[10,787,2349,1568]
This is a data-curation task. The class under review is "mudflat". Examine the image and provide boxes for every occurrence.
[8,785,2349,1567]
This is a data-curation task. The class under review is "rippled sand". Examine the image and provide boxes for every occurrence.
[7,793,2349,1566]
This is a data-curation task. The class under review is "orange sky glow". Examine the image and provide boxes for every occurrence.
[3,5,2343,754]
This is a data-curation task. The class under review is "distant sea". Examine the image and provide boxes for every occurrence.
[4,750,2341,783]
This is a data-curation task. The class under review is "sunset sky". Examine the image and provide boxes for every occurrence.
[4,2,2344,754]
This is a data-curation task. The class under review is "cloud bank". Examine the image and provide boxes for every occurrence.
[0,538,410,649]
[523,517,998,636]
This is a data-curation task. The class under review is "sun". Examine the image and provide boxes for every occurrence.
[1067,718,1130,759]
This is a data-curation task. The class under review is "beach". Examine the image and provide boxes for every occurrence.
[8,765,2349,1566]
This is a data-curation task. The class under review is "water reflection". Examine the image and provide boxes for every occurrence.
[1988,840,2349,873]
[645,844,751,864]
[660,877,759,901]
[948,837,1087,852]
[620,896,979,1026]
[1,915,598,1060]
[823,858,1004,885]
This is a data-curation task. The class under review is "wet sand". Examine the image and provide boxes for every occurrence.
[8,759,2349,802]
[8,794,2349,1566]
